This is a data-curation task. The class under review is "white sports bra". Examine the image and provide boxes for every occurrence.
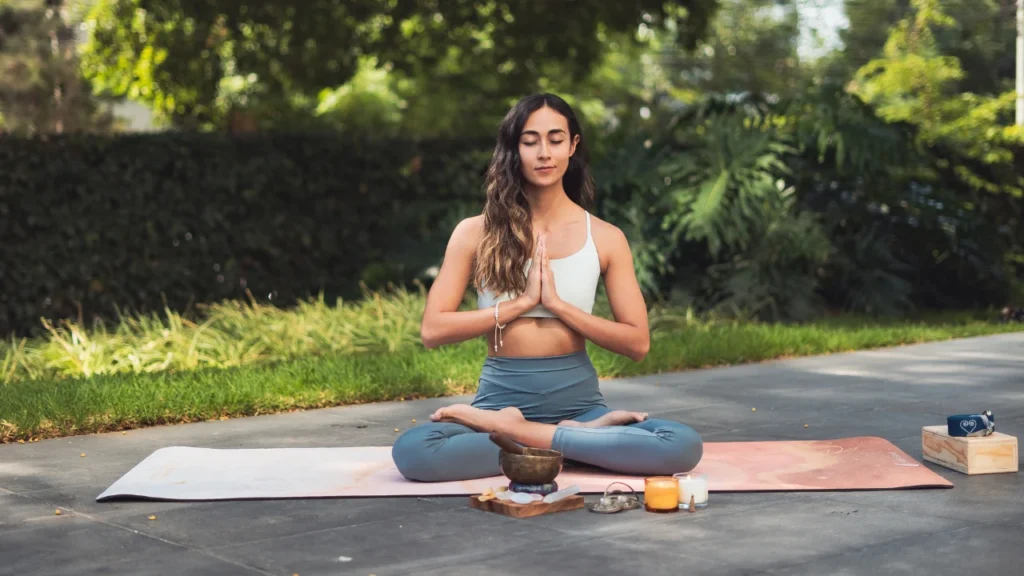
[477,211,601,318]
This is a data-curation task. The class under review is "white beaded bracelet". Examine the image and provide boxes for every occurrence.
[493,301,507,352]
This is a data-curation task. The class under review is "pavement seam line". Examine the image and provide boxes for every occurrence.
[376,501,781,574]
[7,494,278,576]
[812,493,996,524]
[202,505,467,552]
[88,514,279,576]
[8,482,112,497]
[747,521,989,575]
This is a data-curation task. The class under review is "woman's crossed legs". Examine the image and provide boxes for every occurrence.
[391,405,703,482]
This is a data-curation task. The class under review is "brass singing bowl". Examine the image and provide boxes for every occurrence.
[498,448,564,485]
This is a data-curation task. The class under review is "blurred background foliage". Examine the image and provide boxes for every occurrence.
[1,0,1022,336]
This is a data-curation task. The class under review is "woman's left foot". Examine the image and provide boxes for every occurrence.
[430,404,526,433]
[559,410,649,428]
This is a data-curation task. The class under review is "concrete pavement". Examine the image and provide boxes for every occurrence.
[2,333,1022,575]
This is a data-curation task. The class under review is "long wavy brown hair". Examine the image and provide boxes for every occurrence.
[473,93,596,296]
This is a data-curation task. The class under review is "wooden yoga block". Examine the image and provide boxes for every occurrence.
[921,425,1018,475]
[468,494,585,518]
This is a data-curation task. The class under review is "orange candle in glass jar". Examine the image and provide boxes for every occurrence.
[644,476,679,513]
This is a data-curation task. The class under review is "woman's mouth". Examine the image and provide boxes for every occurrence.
[536,166,556,173]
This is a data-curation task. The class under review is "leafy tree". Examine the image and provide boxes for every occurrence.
[0,0,114,134]
[593,97,836,321]
[580,0,805,113]
[838,0,1020,95]
[79,0,720,131]
[666,0,804,98]
[784,81,921,315]
[704,184,832,321]
[848,0,1024,196]
[833,0,908,72]
[658,105,833,320]
[662,110,797,258]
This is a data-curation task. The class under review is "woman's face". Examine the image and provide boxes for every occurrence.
[518,106,578,190]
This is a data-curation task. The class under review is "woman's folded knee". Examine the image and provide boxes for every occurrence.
[655,420,703,473]
[391,425,442,481]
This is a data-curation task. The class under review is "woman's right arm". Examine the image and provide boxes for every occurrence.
[420,216,537,349]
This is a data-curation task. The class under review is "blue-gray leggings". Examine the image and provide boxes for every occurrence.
[392,350,703,482]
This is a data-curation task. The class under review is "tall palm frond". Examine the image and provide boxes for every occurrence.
[661,112,796,257]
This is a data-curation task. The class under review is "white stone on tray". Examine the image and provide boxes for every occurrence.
[542,484,580,503]
[510,492,534,504]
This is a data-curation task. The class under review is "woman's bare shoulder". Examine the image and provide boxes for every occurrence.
[440,215,486,264]
[449,214,486,248]
[429,215,484,300]
[588,213,629,247]
[588,213,630,270]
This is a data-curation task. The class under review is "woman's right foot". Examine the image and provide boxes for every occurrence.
[559,410,648,428]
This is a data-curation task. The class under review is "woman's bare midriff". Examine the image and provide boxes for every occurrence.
[485,317,585,358]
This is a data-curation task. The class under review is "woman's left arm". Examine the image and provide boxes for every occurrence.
[543,226,651,362]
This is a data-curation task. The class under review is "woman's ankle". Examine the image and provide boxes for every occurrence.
[486,407,519,435]
[494,407,557,450]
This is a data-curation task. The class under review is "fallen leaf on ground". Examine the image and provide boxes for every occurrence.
[148,515,157,520]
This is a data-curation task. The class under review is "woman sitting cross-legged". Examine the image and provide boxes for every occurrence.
[391,93,703,483]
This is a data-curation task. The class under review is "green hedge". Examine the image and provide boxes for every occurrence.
[0,133,493,336]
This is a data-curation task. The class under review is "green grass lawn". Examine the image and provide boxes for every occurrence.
[2,302,1021,443]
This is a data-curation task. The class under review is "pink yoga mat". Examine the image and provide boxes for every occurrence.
[96,436,952,501]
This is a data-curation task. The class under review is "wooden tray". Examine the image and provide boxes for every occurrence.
[468,494,585,518]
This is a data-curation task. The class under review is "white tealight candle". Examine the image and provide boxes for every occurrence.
[673,472,708,509]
